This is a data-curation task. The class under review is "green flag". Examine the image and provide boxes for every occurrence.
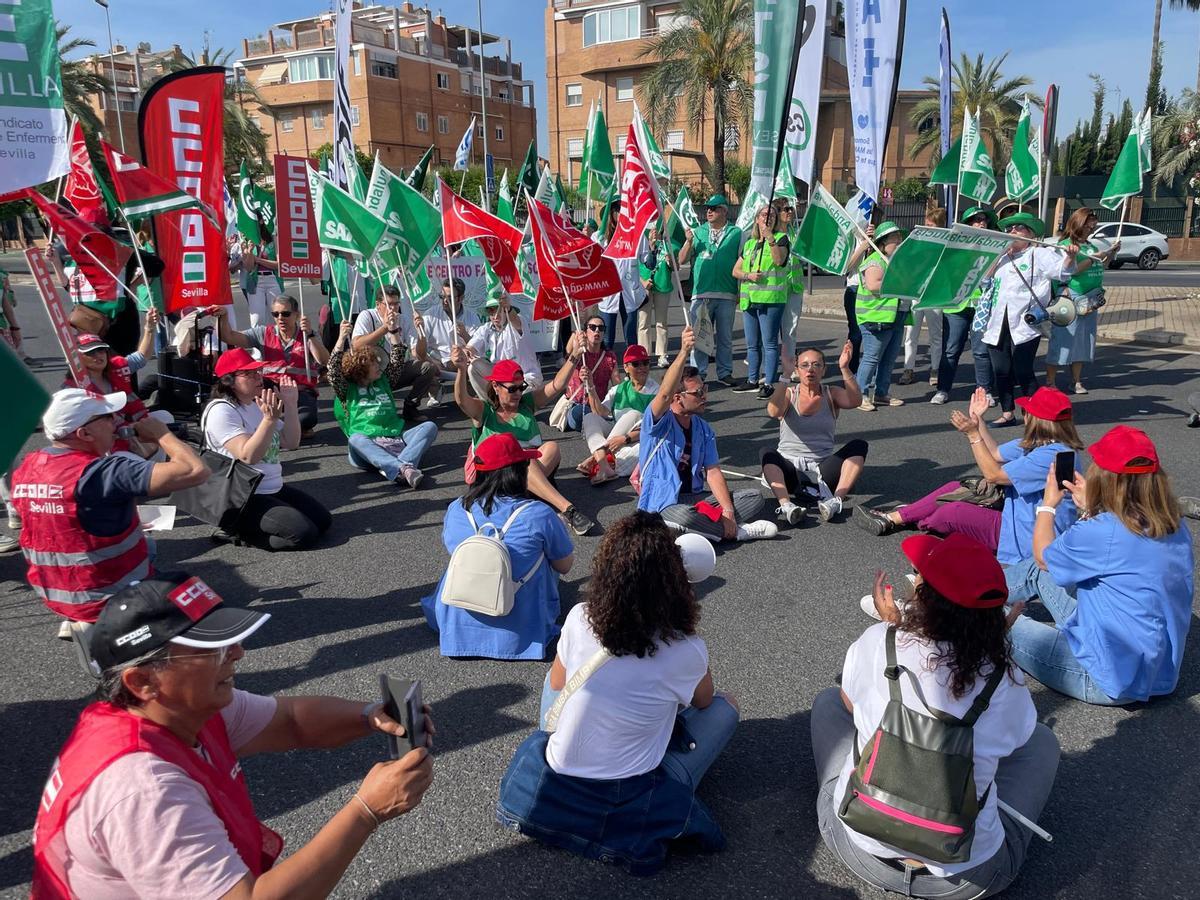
[236,162,261,242]
[881,225,1010,307]
[674,187,701,231]
[405,145,435,191]
[1137,108,1153,175]
[347,156,369,204]
[1100,124,1143,211]
[553,173,569,213]
[632,101,671,181]
[581,104,616,200]
[928,135,962,186]
[1005,97,1040,204]
[735,185,768,231]
[0,341,50,473]
[310,169,387,258]
[364,155,441,275]
[774,148,798,202]
[497,169,515,225]
[517,139,539,197]
[958,107,996,203]
[749,0,803,200]
[794,182,856,276]
[578,100,595,191]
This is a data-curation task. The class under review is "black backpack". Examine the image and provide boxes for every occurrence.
[838,626,1007,864]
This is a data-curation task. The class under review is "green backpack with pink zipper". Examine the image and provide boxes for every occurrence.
[838,625,1007,864]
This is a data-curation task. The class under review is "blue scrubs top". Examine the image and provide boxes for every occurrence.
[997,440,1078,564]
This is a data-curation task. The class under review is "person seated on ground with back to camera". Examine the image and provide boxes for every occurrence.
[576,343,660,485]
[202,349,332,551]
[329,321,438,489]
[31,571,434,899]
[761,341,866,527]
[635,327,777,543]
[421,433,575,660]
[1006,425,1194,706]
[450,340,597,536]
[496,511,739,875]
[349,282,440,422]
[811,534,1059,899]
[855,387,1082,564]
[465,289,544,398]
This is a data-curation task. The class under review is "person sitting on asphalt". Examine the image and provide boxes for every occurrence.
[855,387,1082,565]
[577,343,660,485]
[329,321,438,490]
[811,534,1058,898]
[421,433,575,660]
[497,511,739,875]
[635,326,777,543]
[556,312,618,432]
[1006,425,1195,705]
[466,290,543,398]
[450,345,597,536]
[422,277,473,400]
[761,341,867,526]
[349,282,440,422]
[10,388,208,662]
[212,296,329,436]
[32,571,434,899]
[202,349,332,551]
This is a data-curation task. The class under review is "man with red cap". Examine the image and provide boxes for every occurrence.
[1005,425,1194,705]
[577,344,660,485]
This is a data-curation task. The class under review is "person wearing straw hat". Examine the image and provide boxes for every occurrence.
[678,194,742,386]
[812,533,1058,897]
[978,211,1091,426]
[853,221,910,411]
[1005,425,1194,705]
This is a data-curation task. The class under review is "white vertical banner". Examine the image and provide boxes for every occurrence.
[844,0,906,206]
[785,0,829,186]
[332,0,354,191]
[938,8,952,158]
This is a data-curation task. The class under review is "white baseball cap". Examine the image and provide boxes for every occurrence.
[43,388,127,440]
[674,533,716,584]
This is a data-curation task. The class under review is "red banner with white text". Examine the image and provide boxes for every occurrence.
[25,249,87,387]
[137,67,231,313]
[272,154,322,279]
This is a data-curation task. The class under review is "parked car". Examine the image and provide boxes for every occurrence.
[1089,222,1170,270]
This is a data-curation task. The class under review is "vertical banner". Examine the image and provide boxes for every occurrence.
[938,8,954,219]
[26,249,86,386]
[0,0,69,194]
[333,0,354,190]
[138,67,231,313]
[785,0,829,186]
[273,154,322,278]
[844,0,907,206]
[750,0,804,201]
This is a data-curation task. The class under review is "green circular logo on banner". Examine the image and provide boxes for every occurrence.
[785,97,812,152]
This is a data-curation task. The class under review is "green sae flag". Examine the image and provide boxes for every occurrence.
[632,101,671,181]
[236,162,262,243]
[673,187,701,231]
[1137,108,1153,174]
[582,104,616,200]
[928,135,962,187]
[1100,124,1143,211]
[365,154,441,276]
[774,148,799,202]
[405,145,435,191]
[0,341,50,472]
[1005,97,1040,204]
[497,169,515,225]
[794,183,856,276]
[881,225,1010,307]
[748,0,803,200]
[517,140,539,197]
[309,169,387,258]
[958,107,996,203]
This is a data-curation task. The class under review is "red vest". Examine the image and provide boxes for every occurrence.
[262,326,317,392]
[32,703,283,899]
[11,448,151,621]
[64,358,149,453]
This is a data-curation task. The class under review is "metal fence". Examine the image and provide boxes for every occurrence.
[1141,203,1187,237]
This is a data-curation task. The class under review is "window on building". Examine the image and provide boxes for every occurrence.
[437,114,449,134]
[476,123,484,138]
[436,71,450,90]
[351,105,360,127]
[280,113,294,133]
[495,125,504,141]
[311,108,325,130]
[567,138,584,157]
[583,6,641,47]
[371,60,397,78]
[287,53,334,83]
[565,83,583,107]
[656,13,684,33]
[416,111,429,132]
[616,134,627,153]
[117,97,137,112]
[353,52,361,76]
[615,77,634,102]
[666,130,683,151]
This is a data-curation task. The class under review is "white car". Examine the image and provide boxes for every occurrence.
[1089,222,1170,270]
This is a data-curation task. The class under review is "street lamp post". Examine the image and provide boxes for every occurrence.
[93,0,126,152]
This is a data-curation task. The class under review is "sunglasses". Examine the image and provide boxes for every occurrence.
[586,323,606,332]
[679,387,708,397]
[271,310,294,318]
[498,382,527,393]
[235,369,264,378]
[628,360,650,368]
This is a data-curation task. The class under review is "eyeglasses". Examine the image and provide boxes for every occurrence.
[797,362,825,370]
[83,413,116,427]
[271,310,294,318]
[498,382,527,393]
[164,644,234,665]
[628,360,650,368]
[586,323,606,332]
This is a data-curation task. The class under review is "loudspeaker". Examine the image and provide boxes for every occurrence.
[1049,297,1077,327]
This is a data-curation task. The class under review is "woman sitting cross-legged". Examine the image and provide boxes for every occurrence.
[328,320,438,489]
[497,511,739,875]
[812,533,1059,899]
[450,340,596,536]
[855,387,1081,564]
[421,433,575,660]
[1005,425,1194,706]
[576,343,659,485]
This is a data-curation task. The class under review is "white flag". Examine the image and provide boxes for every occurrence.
[785,0,829,185]
[844,0,905,205]
[332,0,354,191]
[454,117,476,172]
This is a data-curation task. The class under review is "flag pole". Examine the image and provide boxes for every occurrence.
[74,241,145,308]
[297,278,311,383]
[477,0,491,210]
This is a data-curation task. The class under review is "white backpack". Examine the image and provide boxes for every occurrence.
[441,502,545,617]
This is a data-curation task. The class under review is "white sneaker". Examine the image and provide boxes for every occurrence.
[859,574,917,620]
[776,502,805,526]
[930,391,949,405]
[986,393,998,408]
[422,386,442,409]
[0,533,18,554]
[1073,382,1088,395]
[817,496,843,522]
[736,520,779,541]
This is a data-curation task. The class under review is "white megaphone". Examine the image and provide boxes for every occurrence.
[674,533,716,584]
[1048,296,1077,327]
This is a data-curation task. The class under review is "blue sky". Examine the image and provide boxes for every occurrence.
[60,0,1200,151]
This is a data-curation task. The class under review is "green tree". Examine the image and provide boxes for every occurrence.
[1149,0,1165,112]
[312,142,375,182]
[906,52,1039,174]
[56,25,111,135]
[636,0,754,194]
[1151,89,1200,188]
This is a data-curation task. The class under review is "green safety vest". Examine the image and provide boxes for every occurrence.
[612,379,654,414]
[334,376,406,439]
[787,225,806,296]
[855,251,911,326]
[738,234,790,310]
[691,223,741,300]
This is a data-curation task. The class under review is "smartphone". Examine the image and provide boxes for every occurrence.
[1053,450,1075,489]
[379,675,425,759]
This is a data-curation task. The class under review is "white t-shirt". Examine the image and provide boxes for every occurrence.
[62,690,278,900]
[203,399,284,494]
[467,313,542,385]
[353,307,419,349]
[834,622,1037,877]
[421,303,459,366]
[546,603,708,780]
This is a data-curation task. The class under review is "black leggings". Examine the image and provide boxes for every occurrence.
[761,439,870,500]
[297,390,319,431]
[988,318,1040,413]
[236,484,332,551]
[843,287,861,373]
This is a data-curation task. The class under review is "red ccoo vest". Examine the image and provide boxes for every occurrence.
[11,448,151,622]
[262,326,317,392]
[32,702,283,899]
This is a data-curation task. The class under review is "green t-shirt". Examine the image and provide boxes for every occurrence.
[690,223,741,299]
[336,376,406,439]
[612,379,654,414]
[1058,240,1104,296]
[478,392,541,447]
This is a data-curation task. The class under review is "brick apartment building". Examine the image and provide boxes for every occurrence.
[546,0,935,199]
[77,43,186,153]
[237,2,537,175]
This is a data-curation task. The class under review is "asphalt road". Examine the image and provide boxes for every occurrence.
[1,283,1199,899]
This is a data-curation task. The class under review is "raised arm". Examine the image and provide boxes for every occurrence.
[950,390,1011,486]
[535,331,581,408]
[827,340,862,409]
[212,306,252,349]
[450,345,486,425]
[300,313,330,366]
[135,308,159,359]
[649,326,695,420]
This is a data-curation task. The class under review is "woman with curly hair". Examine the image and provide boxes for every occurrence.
[812,533,1059,897]
[497,511,739,875]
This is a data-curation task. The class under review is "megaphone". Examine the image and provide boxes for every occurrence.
[1048,297,1077,327]
[674,533,716,584]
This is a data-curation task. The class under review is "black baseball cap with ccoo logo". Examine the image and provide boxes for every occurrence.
[89,572,270,671]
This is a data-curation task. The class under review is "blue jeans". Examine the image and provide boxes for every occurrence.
[936,309,973,394]
[599,306,638,352]
[538,672,739,787]
[971,322,995,392]
[689,296,736,380]
[1004,558,1126,706]
[564,401,587,432]
[856,315,905,398]
[346,421,438,481]
[742,303,785,386]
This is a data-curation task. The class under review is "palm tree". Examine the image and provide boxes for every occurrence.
[1151,89,1200,187]
[907,52,1039,174]
[56,26,111,134]
[1170,0,1200,94]
[636,0,754,194]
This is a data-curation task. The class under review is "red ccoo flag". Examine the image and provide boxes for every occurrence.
[438,179,524,293]
[526,195,622,321]
[63,121,107,226]
[603,124,662,260]
[25,190,133,302]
